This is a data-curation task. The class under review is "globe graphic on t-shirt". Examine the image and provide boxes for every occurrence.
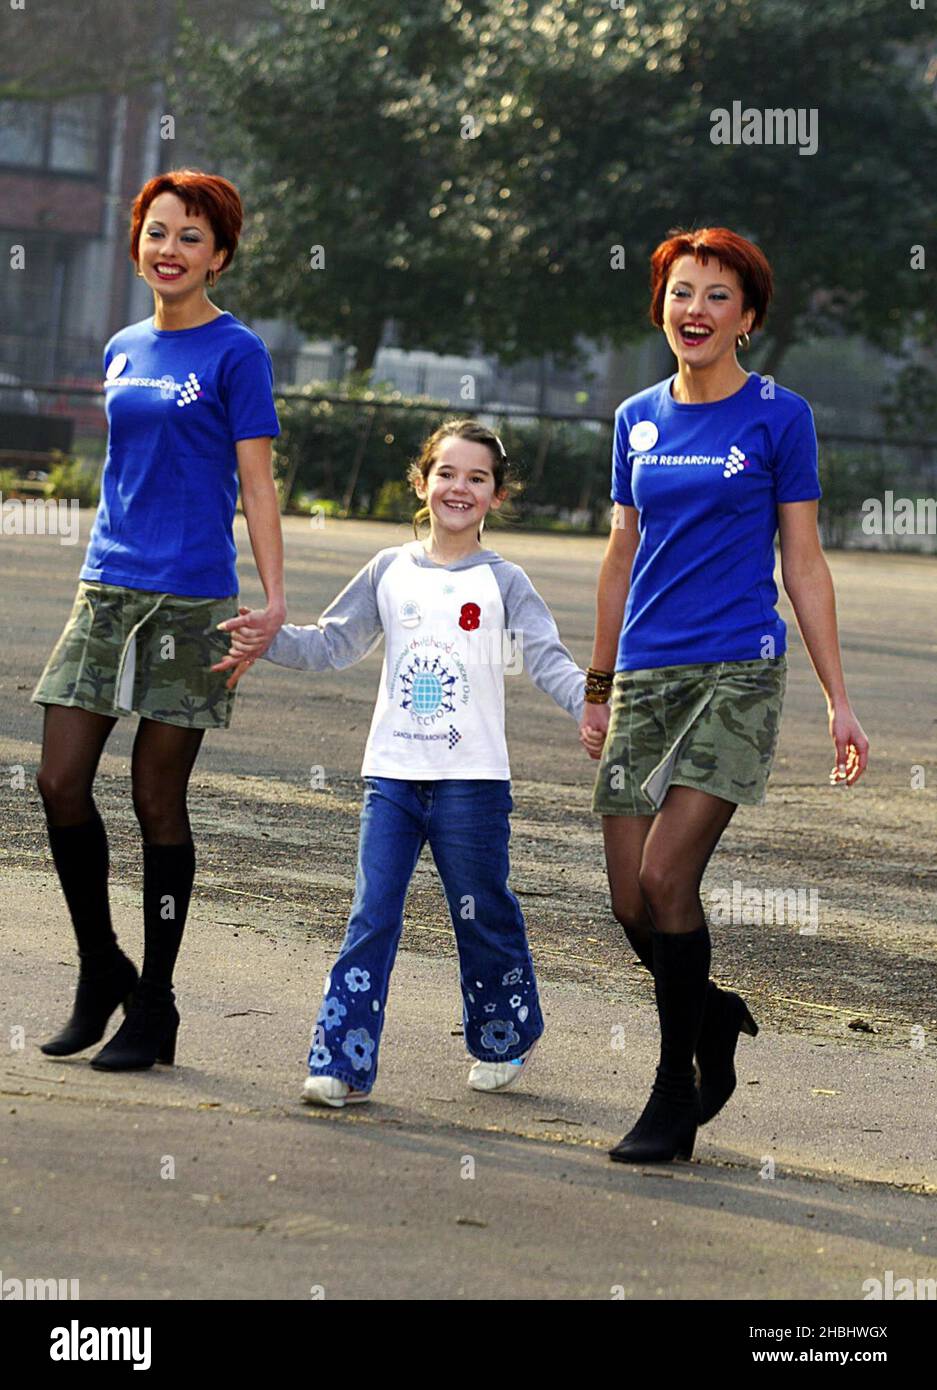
[411,672,443,714]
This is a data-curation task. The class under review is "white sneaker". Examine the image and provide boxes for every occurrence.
[302,1075,370,1108]
[467,1041,538,1092]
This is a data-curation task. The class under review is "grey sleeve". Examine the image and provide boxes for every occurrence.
[262,554,387,671]
[494,563,586,719]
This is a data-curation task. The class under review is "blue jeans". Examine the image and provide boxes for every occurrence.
[307,777,544,1092]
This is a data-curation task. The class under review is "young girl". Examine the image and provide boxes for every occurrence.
[214,420,585,1105]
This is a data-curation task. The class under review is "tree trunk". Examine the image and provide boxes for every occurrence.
[341,407,377,516]
[757,300,800,380]
[759,333,792,380]
[351,319,386,377]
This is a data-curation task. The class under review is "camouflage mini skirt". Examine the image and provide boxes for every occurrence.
[31,581,239,729]
[591,655,787,815]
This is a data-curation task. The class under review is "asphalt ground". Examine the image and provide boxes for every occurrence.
[1,513,935,1301]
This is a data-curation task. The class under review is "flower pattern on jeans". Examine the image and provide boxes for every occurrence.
[342,1027,376,1072]
[480,1019,520,1055]
[320,996,347,1031]
[301,779,545,1088]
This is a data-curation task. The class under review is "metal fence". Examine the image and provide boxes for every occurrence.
[1,380,935,550]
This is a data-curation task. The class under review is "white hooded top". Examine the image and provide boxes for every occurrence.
[263,540,586,780]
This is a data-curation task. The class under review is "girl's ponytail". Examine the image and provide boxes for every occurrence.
[411,503,432,540]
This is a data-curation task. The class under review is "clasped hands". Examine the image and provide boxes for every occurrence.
[579,700,609,761]
[210,604,285,690]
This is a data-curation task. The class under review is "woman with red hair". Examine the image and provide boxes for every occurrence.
[32,170,284,1070]
[581,227,869,1163]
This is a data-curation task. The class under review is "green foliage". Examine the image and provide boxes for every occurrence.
[878,363,937,438]
[372,479,414,522]
[276,389,614,530]
[816,444,889,549]
[291,494,344,517]
[276,380,448,515]
[43,454,100,507]
[173,0,937,379]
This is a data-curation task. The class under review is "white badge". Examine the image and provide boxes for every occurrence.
[398,600,422,628]
[106,352,128,381]
[628,419,659,452]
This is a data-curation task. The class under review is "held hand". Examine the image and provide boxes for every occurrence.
[220,654,256,690]
[579,701,610,761]
[828,703,869,788]
[211,604,285,689]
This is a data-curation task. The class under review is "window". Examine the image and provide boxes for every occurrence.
[0,95,102,174]
[50,97,101,173]
[0,101,46,166]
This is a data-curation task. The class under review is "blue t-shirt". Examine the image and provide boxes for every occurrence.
[611,372,822,670]
[81,311,281,598]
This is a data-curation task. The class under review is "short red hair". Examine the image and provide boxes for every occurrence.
[649,227,774,331]
[129,170,243,271]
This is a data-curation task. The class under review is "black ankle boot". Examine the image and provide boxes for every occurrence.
[696,988,758,1124]
[90,983,179,1071]
[611,927,710,1163]
[609,1070,701,1163]
[40,950,138,1056]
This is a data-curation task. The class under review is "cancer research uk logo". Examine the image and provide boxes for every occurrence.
[628,421,749,480]
[104,351,203,408]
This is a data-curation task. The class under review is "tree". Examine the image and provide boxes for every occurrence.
[168,0,937,377]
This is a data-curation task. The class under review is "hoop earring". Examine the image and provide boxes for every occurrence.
[736,330,751,351]
[206,269,217,288]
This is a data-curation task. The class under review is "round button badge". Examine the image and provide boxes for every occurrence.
[628,419,659,452]
[398,600,422,628]
[105,352,128,381]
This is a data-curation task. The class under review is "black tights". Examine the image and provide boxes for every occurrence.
[604,785,738,1098]
[37,706,205,986]
[602,783,738,960]
[36,705,205,843]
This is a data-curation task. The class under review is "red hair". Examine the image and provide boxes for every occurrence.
[649,227,774,331]
[128,170,243,271]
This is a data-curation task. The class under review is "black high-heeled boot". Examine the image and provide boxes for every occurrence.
[40,950,138,1056]
[89,983,179,1071]
[610,926,710,1164]
[696,986,758,1123]
[609,1068,702,1163]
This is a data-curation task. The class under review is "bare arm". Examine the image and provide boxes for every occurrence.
[580,503,639,760]
[778,499,869,786]
[213,436,286,687]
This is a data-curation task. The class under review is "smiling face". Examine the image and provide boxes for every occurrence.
[415,436,505,538]
[137,191,226,293]
[662,253,755,368]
